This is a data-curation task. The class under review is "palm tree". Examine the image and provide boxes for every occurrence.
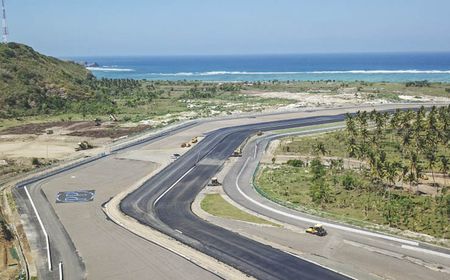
[402,129,413,150]
[313,142,328,156]
[409,151,420,192]
[386,161,401,187]
[347,137,358,158]
[440,156,449,187]
[346,113,357,136]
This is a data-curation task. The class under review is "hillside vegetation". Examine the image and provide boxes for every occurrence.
[0,43,95,117]
[0,43,289,123]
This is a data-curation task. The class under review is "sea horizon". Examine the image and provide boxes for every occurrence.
[67,52,450,83]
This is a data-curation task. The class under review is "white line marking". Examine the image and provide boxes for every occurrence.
[283,250,357,280]
[347,241,450,273]
[235,158,419,247]
[401,245,450,259]
[59,261,63,280]
[154,166,196,206]
[24,186,52,271]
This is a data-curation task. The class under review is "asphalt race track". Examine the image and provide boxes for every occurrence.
[121,114,352,280]
[16,105,438,280]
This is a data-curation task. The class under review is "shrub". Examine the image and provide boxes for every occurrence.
[405,80,430,87]
[310,158,326,180]
[31,157,40,166]
[286,159,305,167]
[342,173,358,190]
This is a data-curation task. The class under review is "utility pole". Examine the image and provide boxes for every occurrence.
[1,0,8,43]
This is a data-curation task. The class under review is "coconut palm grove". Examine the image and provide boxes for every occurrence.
[257,106,450,239]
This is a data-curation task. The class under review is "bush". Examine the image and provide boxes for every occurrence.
[405,80,430,87]
[31,157,40,166]
[286,159,305,167]
[342,173,358,190]
[310,158,326,180]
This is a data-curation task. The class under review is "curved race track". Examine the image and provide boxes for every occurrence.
[121,114,352,280]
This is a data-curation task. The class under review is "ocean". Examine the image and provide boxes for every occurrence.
[72,53,450,82]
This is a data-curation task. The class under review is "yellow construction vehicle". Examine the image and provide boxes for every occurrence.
[305,224,327,236]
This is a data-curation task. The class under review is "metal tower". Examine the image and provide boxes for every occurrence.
[1,0,7,43]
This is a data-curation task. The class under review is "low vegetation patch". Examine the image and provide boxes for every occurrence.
[201,194,276,226]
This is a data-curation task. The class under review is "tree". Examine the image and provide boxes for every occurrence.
[386,161,401,187]
[313,142,328,156]
[440,156,449,186]
[345,113,357,136]
[310,158,326,180]
[347,136,358,158]
[310,178,334,205]
[426,150,437,186]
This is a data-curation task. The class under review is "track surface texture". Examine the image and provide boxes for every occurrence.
[15,104,440,280]
[121,114,352,280]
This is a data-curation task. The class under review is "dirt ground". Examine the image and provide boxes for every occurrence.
[0,212,20,280]
[245,89,450,108]
[0,120,154,180]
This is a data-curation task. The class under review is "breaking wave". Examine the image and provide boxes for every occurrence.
[87,67,135,72]
[151,70,450,76]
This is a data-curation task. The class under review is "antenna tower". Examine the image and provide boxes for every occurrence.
[1,0,7,43]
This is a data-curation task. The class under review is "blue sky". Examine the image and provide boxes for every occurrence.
[6,0,450,56]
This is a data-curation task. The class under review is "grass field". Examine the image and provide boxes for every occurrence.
[256,164,449,239]
[276,131,348,157]
[200,194,276,226]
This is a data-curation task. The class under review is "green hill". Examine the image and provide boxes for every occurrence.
[0,42,95,117]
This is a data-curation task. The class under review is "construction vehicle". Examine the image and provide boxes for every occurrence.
[209,177,221,186]
[170,153,181,160]
[305,224,327,236]
[231,148,242,157]
[181,142,191,148]
[75,141,93,151]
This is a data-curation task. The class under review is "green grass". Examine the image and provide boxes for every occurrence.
[244,80,450,98]
[9,247,19,261]
[276,131,349,157]
[200,194,277,226]
[256,164,450,238]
